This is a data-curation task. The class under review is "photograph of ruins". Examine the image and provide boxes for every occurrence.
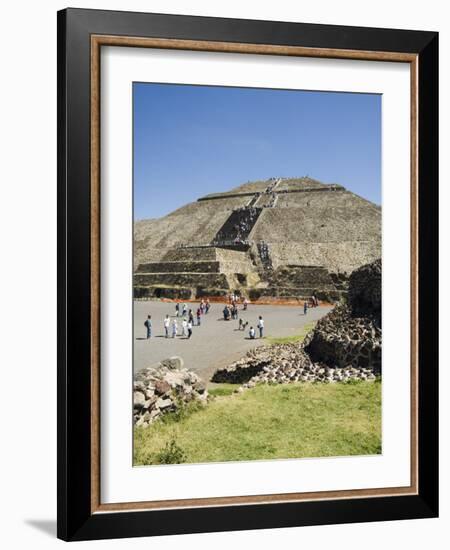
[132,83,382,466]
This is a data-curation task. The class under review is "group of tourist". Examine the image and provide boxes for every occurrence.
[143,295,266,341]
[228,293,248,309]
[252,316,265,339]
[241,316,264,340]
[175,298,211,319]
[265,178,280,192]
[162,314,193,339]
[214,206,259,246]
[144,299,212,341]
[263,180,279,207]
[222,304,238,321]
[223,293,242,320]
[258,240,270,262]
[303,295,319,315]
[266,192,278,208]
[222,295,264,339]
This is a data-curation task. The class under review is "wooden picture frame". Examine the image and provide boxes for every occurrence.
[57,7,438,541]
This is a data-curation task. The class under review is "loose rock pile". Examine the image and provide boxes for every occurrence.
[213,259,381,389]
[212,343,375,388]
[133,356,207,426]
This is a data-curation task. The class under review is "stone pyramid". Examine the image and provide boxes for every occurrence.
[134,177,381,302]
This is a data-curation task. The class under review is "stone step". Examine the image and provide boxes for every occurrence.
[136,260,253,275]
[134,272,231,289]
[134,286,194,300]
[137,261,222,274]
[163,247,218,262]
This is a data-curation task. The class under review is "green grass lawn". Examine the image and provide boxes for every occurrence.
[265,322,316,345]
[208,383,238,397]
[134,380,381,466]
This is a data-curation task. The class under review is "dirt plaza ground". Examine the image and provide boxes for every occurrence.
[134,300,332,383]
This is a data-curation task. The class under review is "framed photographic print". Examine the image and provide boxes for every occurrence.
[57,8,438,541]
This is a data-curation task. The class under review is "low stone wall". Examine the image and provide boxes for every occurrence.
[133,357,208,426]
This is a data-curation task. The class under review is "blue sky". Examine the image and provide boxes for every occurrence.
[133,83,381,220]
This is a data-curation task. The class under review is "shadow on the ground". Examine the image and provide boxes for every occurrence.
[25,519,56,538]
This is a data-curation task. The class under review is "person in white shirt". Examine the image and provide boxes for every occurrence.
[249,326,256,339]
[182,318,188,337]
[257,316,264,338]
[171,319,178,338]
[163,314,170,338]
[187,320,193,339]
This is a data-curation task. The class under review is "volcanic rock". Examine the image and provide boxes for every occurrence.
[133,356,208,427]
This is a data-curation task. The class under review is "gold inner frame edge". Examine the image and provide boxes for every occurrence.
[89,34,419,514]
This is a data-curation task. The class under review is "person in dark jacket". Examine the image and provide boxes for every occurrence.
[144,315,152,339]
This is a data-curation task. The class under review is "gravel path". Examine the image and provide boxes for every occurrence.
[134,300,332,383]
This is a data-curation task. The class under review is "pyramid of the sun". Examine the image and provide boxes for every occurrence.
[134,177,381,302]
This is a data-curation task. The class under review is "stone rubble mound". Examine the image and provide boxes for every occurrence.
[348,257,381,322]
[302,304,381,372]
[133,356,207,427]
[304,259,381,372]
[212,343,375,388]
